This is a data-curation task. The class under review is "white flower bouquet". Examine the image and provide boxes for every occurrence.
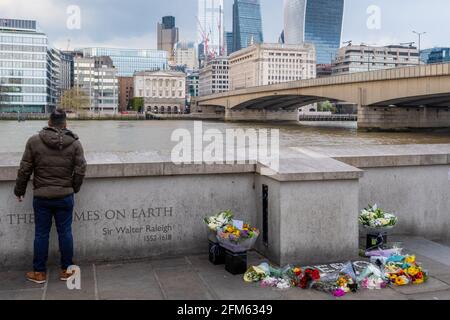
[359,204,398,231]
[204,210,234,242]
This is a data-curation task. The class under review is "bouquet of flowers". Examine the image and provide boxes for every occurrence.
[357,264,389,290]
[204,210,234,242]
[216,223,260,253]
[260,277,291,290]
[310,262,358,297]
[384,255,428,286]
[359,204,398,230]
[297,268,321,289]
[244,263,270,283]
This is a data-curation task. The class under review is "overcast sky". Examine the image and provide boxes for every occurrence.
[0,0,448,51]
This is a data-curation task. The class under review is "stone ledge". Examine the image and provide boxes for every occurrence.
[1,144,448,182]
[293,144,450,168]
[257,157,363,182]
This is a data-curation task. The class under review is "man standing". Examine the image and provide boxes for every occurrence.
[14,109,87,284]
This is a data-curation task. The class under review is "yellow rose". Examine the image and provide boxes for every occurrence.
[405,256,416,264]
[407,267,419,277]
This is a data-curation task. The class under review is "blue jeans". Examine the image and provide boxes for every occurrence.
[33,194,74,272]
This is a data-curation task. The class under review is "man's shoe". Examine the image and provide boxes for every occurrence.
[26,272,47,284]
[60,269,75,281]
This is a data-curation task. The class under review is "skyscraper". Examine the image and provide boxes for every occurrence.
[157,16,179,63]
[283,0,306,45]
[225,31,234,56]
[232,0,264,53]
[197,0,224,58]
[283,0,345,64]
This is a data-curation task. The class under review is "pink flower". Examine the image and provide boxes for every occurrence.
[333,289,346,297]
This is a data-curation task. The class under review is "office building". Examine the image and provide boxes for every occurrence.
[0,18,59,113]
[282,0,345,64]
[157,16,179,63]
[225,31,234,56]
[232,0,264,53]
[47,48,61,110]
[174,42,198,70]
[74,55,118,113]
[80,47,168,77]
[199,57,229,96]
[118,76,134,112]
[228,43,316,90]
[332,44,420,75]
[427,48,450,64]
[186,71,199,100]
[316,64,332,78]
[197,0,224,58]
[59,51,75,93]
[420,48,439,64]
[134,70,186,114]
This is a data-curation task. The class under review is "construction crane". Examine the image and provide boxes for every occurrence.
[196,16,211,61]
[342,40,353,46]
[218,5,225,57]
[400,42,415,48]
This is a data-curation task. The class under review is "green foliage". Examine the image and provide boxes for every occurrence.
[130,97,144,112]
[317,101,337,113]
[60,87,90,112]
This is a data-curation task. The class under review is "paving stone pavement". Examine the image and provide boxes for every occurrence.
[1,237,450,300]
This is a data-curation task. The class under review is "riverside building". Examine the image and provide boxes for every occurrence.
[74,55,119,114]
[134,70,186,114]
[0,18,60,113]
[228,43,316,90]
[198,57,229,96]
[332,44,420,75]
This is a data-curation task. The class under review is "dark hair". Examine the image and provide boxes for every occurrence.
[49,108,67,128]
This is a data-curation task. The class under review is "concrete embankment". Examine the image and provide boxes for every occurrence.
[0,144,449,269]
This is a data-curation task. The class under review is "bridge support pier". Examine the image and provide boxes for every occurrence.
[358,106,450,131]
[225,109,299,122]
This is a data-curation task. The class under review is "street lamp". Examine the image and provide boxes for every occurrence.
[413,31,426,65]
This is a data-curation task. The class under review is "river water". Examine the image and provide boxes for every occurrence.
[0,120,449,155]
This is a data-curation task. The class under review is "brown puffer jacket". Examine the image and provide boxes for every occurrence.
[14,127,87,199]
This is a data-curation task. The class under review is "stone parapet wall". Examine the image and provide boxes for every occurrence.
[0,144,449,269]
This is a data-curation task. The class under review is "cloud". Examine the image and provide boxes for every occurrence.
[0,0,449,51]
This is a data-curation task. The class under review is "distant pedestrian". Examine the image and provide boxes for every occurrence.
[14,109,87,284]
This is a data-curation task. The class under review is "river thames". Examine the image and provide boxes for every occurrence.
[1,120,450,155]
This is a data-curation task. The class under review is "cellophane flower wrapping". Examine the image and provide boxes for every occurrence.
[383,255,428,286]
[310,272,339,294]
[216,229,260,253]
[244,263,270,282]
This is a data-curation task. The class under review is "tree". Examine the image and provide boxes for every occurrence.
[130,97,144,113]
[317,101,337,114]
[60,87,90,113]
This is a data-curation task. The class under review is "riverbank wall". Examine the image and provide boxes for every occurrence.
[0,144,449,269]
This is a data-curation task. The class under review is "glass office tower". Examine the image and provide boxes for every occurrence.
[0,19,56,113]
[427,48,450,64]
[225,31,234,56]
[80,48,168,76]
[232,0,264,53]
[283,0,345,64]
